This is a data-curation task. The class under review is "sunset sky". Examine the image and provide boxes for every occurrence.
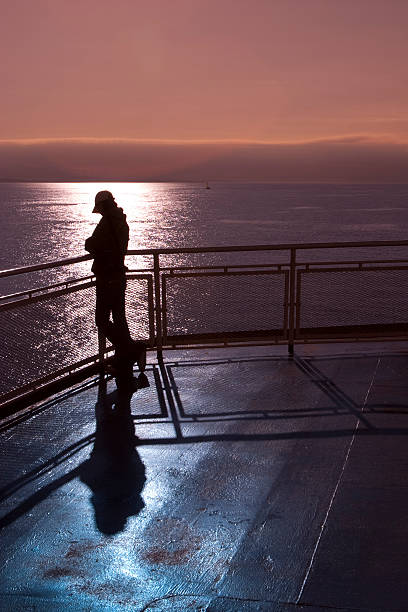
[1,0,408,181]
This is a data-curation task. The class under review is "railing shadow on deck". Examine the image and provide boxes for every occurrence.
[1,352,408,534]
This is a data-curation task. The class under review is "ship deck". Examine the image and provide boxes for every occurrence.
[1,342,408,612]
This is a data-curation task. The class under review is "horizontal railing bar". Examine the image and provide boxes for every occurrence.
[159,263,286,272]
[161,339,286,350]
[296,258,408,267]
[142,259,408,277]
[0,254,92,279]
[127,240,408,255]
[163,269,285,279]
[298,264,408,274]
[0,281,96,311]
[2,240,408,279]
[0,275,96,303]
[158,259,408,273]
[126,273,154,279]
[295,335,408,345]
[3,255,408,289]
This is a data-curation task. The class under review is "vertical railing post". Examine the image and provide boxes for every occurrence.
[288,247,296,357]
[153,252,163,361]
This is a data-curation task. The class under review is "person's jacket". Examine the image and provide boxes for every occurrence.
[85,202,129,281]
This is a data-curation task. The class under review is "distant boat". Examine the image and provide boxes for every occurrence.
[205,182,211,189]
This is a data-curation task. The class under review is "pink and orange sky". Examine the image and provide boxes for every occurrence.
[1,0,408,181]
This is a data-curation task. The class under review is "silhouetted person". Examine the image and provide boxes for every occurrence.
[85,190,146,386]
[80,379,146,534]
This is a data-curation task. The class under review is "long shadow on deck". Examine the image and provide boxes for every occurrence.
[1,352,408,533]
[0,378,146,534]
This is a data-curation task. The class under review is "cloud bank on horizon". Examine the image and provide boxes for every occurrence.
[1,0,408,181]
[0,137,407,182]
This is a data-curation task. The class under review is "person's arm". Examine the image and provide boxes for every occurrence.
[85,219,110,255]
[84,235,95,255]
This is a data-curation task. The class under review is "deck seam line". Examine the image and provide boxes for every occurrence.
[296,356,380,604]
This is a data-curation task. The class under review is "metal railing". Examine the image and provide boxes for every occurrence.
[2,240,408,408]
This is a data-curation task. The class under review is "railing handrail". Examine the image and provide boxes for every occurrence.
[3,239,408,279]
[0,255,92,279]
[128,240,408,255]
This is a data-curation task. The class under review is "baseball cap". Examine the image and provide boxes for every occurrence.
[93,190,114,213]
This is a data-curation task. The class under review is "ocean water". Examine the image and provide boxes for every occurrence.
[1,181,408,272]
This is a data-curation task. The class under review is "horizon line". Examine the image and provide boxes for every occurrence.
[2,179,408,185]
[1,134,408,147]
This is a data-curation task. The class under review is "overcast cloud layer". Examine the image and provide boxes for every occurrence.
[0,138,407,183]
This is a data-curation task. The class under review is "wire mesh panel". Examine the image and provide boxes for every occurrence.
[125,275,154,344]
[162,270,288,343]
[0,282,98,401]
[297,266,408,336]
[0,275,154,403]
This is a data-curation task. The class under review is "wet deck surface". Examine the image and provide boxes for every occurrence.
[1,343,408,611]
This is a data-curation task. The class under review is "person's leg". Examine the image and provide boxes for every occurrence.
[95,281,123,347]
[110,278,132,353]
[95,282,114,342]
[110,278,147,374]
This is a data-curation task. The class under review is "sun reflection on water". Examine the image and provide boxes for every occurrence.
[45,182,166,273]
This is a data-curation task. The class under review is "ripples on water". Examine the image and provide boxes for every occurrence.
[1,181,408,296]
[1,181,408,267]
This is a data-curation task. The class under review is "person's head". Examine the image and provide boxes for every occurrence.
[93,190,115,214]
